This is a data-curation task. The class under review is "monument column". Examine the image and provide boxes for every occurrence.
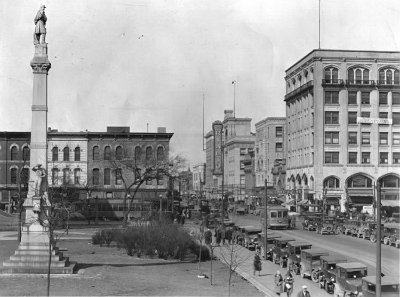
[2,6,75,274]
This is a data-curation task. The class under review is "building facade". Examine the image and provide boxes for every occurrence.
[192,163,205,196]
[254,117,286,192]
[0,127,173,212]
[204,110,255,201]
[284,49,400,215]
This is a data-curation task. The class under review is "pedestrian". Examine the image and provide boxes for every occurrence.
[284,270,294,297]
[288,217,292,230]
[296,285,310,297]
[274,270,284,295]
[253,251,262,276]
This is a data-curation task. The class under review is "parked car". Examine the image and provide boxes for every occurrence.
[302,215,321,231]
[343,219,361,236]
[299,249,329,281]
[243,226,262,250]
[257,232,281,260]
[361,276,399,297]
[318,254,347,294]
[382,223,400,247]
[235,207,246,215]
[286,241,312,275]
[334,262,367,297]
[316,218,336,235]
[272,237,296,267]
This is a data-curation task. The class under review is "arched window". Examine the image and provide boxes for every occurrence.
[52,168,59,185]
[324,176,339,188]
[63,168,70,184]
[347,174,372,188]
[11,146,18,161]
[93,146,100,161]
[92,168,100,185]
[378,68,400,85]
[21,167,30,184]
[380,175,399,188]
[135,146,142,161]
[22,147,30,161]
[10,168,17,184]
[52,147,58,161]
[74,147,80,161]
[104,146,111,160]
[74,168,81,184]
[324,67,338,83]
[348,67,370,84]
[104,168,111,185]
[157,146,164,161]
[146,147,153,162]
[115,146,123,160]
[115,168,122,185]
[63,147,70,161]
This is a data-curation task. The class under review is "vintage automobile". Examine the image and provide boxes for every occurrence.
[355,221,377,240]
[343,219,362,236]
[299,249,329,281]
[382,223,400,247]
[302,215,321,231]
[334,262,367,297]
[316,218,336,235]
[257,232,281,260]
[361,276,399,297]
[318,254,347,294]
[233,225,253,245]
[272,236,296,267]
[243,226,262,250]
[285,241,312,275]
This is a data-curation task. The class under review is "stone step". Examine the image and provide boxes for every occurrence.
[18,244,56,251]
[15,249,61,256]
[3,258,69,268]
[1,262,76,274]
[10,254,63,262]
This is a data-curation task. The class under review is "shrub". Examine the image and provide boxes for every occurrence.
[92,231,103,245]
[100,229,117,247]
[189,241,211,261]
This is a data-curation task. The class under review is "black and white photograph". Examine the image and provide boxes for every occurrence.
[0,0,399,296]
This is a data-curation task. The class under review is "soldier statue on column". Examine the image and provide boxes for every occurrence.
[33,5,47,45]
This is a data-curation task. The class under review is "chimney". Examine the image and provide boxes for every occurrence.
[157,127,166,133]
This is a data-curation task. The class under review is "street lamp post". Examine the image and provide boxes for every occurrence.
[376,182,382,296]
[264,178,268,260]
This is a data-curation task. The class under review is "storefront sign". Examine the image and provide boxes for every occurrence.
[212,121,223,175]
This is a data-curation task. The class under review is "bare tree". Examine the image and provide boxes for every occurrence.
[218,241,251,297]
[110,151,187,227]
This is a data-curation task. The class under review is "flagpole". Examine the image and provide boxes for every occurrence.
[318,0,321,49]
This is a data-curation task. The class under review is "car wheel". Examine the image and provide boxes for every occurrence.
[311,270,319,282]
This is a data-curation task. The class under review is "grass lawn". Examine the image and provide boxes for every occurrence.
[0,230,263,296]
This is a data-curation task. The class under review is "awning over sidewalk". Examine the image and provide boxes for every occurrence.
[381,200,400,207]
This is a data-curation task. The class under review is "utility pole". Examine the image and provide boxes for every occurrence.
[376,182,382,296]
[264,178,268,260]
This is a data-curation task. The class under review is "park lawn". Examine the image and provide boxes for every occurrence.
[0,234,263,296]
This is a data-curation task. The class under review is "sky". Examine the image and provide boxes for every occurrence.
[1,0,399,166]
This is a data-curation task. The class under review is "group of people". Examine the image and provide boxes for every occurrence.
[252,252,311,297]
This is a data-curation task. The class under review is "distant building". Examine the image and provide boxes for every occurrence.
[204,110,255,201]
[254,117,286,196]
[285,49,400,215]
[193,163,206,197]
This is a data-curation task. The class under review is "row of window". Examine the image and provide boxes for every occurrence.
[324,151,400,164]
[325,111,400,125]
[324,91,400,105]
[91,168,164,186]
[51,168,81,185]
[324,67,400,85]
[324,174,399,189]
[10,146,30,161]
[325,131,400,145]
[52,147,81,161]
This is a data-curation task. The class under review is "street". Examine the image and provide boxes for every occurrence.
[229,213,400,278]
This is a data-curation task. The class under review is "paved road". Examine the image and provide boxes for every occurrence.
[229,213,400,277]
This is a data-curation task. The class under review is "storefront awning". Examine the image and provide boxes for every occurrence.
[350,196,373,205]
[326,198,340,205]
[381,200,400,207]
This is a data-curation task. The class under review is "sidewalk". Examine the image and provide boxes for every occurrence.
[185,222,330,297]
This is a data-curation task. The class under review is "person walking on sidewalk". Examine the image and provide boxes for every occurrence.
[253,251,262,276]
[296,285,311,297]
[274,270,284,295]
[284,270,294,297]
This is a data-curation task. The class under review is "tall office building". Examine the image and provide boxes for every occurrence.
[284,49,400,215]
